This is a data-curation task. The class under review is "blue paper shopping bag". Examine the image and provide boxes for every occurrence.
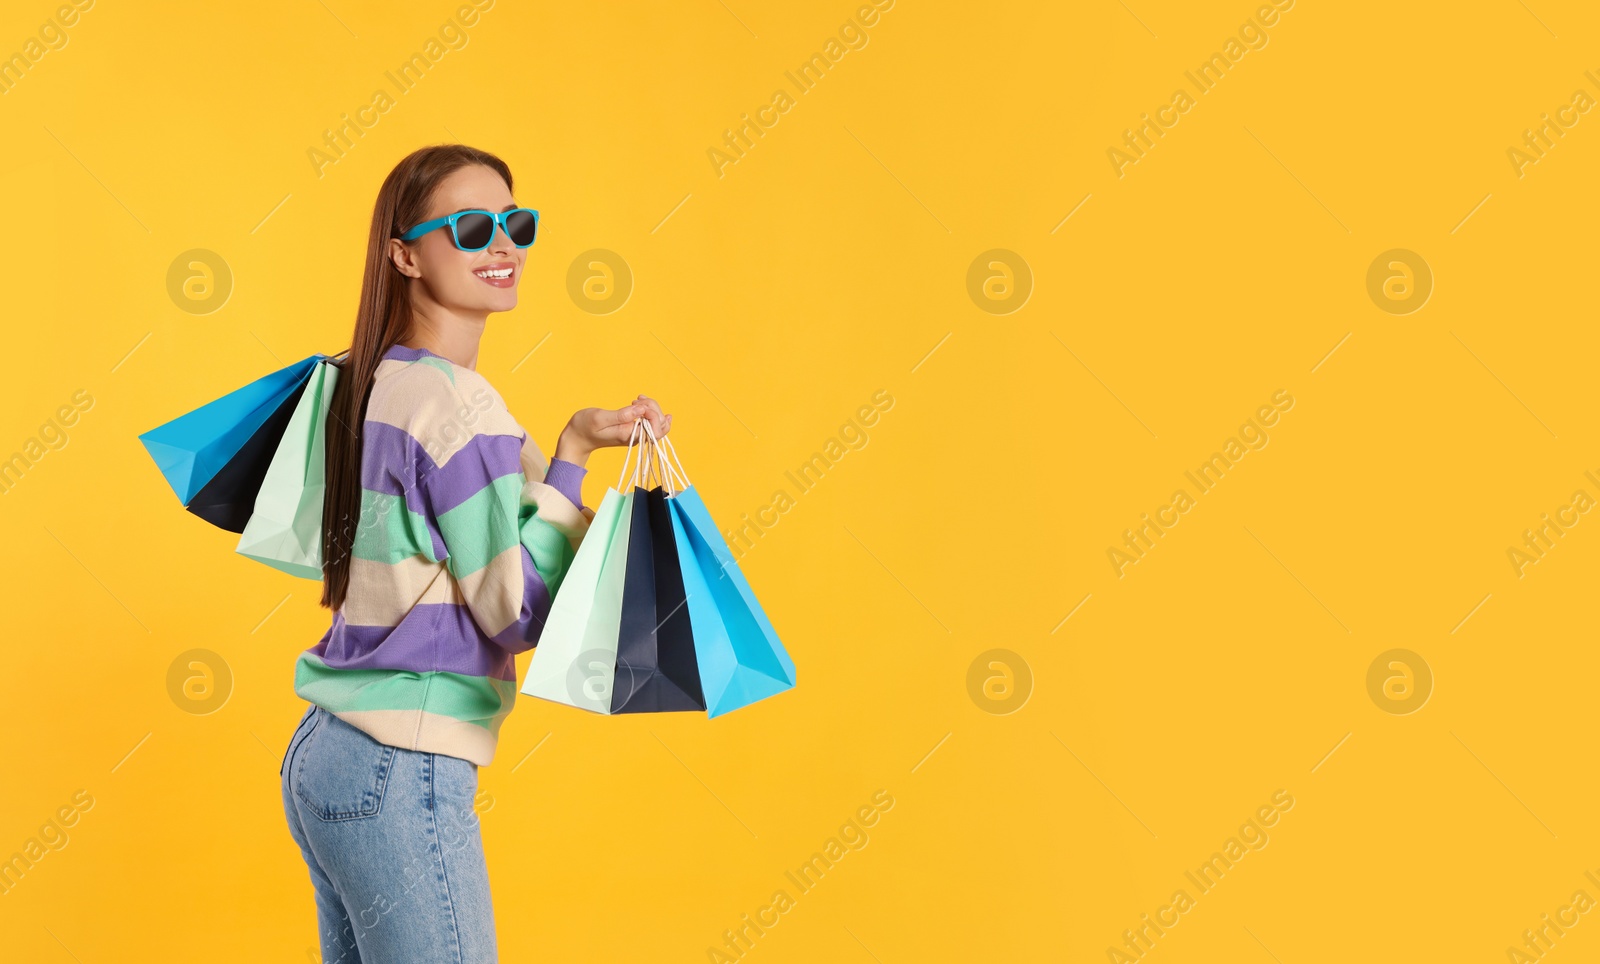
[139,353,328,532]
[611,482,708,713]
[657,433,795,717]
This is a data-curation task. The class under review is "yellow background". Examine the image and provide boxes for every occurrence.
[2,0,1597,960]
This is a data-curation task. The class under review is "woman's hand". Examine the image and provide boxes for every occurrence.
[553,395,671,468]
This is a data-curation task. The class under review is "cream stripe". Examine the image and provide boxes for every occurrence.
[345,542,525,633]
[342,554,454,626]
[333,709,500,766]
[454,542,530,636]
[520,477,589,548]
[343,501,583,630]
[367,358,527,468]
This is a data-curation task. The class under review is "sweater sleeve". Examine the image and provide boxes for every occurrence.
[410,385,589,655]
[542,457,587,512]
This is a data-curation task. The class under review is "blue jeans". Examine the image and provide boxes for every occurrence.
[280,704,498,962]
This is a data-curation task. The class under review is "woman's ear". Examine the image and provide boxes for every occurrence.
[387,237,422,278]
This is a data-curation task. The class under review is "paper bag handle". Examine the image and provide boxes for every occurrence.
[657,433,690,490]
[614,417,646,491]
[625,417,670,491]
[618,417,689,494]
[637,418,684,497]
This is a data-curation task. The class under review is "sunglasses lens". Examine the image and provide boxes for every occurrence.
[454,212,495,250]
[506,209,538,246]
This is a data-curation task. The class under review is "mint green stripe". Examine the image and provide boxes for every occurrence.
[520,507,578,596]
[415,356,455,384]
[294,653,516,729]
[351,489,440,564]
[435,473,523,577]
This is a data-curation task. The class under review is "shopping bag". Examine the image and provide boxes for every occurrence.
[658,434,795,717]
[610,424,706,713]
[519,487,631,712]
[139,353,327,533]
[520,420,650,713]
[234,358,340,579]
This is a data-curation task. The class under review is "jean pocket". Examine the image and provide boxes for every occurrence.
[293,712,398,822]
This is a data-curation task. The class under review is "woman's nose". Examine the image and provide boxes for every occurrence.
[489,222,514,252]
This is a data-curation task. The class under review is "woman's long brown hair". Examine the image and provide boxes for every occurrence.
[320,143,515,611]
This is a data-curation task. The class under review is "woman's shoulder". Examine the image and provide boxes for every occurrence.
[368,353,523,448]
[372,350,500,405]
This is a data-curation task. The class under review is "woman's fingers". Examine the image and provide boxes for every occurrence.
[614,393,665,435]
[587,398,668,449]
[632,395,669,436]
[580,407,631,447]
[608,411,644,444]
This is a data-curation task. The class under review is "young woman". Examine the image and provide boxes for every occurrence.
[278,143,669,961]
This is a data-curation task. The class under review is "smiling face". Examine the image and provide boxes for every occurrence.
[388,163,525,313]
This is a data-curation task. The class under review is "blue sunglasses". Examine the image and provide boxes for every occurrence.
[398,207,539,251]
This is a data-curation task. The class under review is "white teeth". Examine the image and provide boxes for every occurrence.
[475,267,513,279]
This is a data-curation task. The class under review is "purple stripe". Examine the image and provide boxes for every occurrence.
[318,539,555,663]
[487,542,555,654]
[350,421,448,560]
[383,344,449,364]
[361,421,524,515]
[359,421,430,510]
[312,606,518,680]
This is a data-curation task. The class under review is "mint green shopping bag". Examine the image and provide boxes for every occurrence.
[520,487,632,713]
[521,421,653,713]
[234,358,339,579]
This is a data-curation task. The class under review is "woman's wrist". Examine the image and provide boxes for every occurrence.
[539,456,587,509]
[552,424,593,468]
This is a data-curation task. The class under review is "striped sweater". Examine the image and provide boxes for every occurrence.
[293,343,592,766]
